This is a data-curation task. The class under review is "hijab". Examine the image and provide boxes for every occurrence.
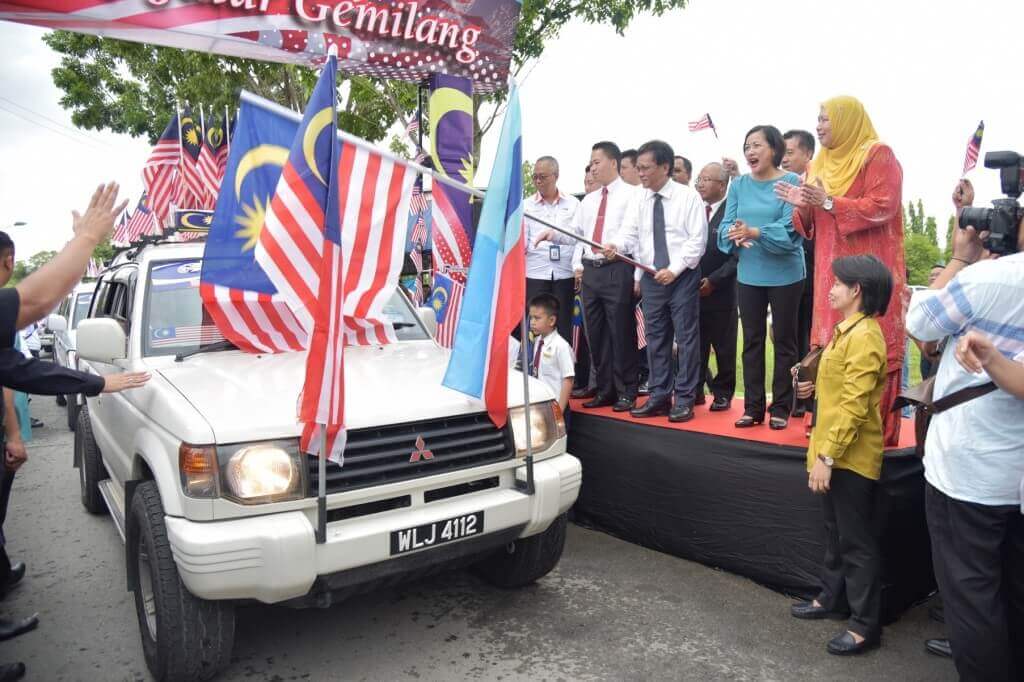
[807,96,880,197]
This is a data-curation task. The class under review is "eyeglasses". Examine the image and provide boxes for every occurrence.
[532,173,553,181]
[696,176,723,184]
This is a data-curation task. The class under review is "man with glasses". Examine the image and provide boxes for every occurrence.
[695,162,738,411]
[525,156,580,341]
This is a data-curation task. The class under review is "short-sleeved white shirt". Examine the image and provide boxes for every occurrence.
[509,331,575,401]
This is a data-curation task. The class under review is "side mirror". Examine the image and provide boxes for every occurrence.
[417,307,438,338]
[77,318,128,364]
[45,313,68,334]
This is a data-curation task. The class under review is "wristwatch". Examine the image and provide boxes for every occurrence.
[822,196,834,212]
[818,454,834,467]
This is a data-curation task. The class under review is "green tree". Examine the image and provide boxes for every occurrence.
[944,216,955,262]
[44,1,688,157]
[522,160,535,200]
[903,200,941,285]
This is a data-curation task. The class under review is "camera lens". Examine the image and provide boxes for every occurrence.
[959,207,991,231]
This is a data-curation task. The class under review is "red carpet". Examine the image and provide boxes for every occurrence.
[569,397,917,451]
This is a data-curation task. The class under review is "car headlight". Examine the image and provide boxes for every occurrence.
[508,401,566,457]
[221,443,304,504]
[179,440,306,504]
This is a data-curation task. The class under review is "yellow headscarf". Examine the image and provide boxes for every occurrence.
[806,96,880,197]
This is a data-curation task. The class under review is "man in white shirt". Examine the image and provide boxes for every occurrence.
[524,156,580,341]
[620,149,641,186]
[672,155,692,186]
[618,141,707,422]
[535,141,640,411]
[906,220,1024,682]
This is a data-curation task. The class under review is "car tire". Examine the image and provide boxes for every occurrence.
[129,481,235,682]
[76,406,107,515]
[67,396,79,432]
[56,393,67,407]
[472,513,568,589]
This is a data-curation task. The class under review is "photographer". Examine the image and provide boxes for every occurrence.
[905,202,1024,682]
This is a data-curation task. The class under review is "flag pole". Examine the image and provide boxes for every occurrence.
[519,292,535,495]
[238,91,657,275]
[316,430,327,544]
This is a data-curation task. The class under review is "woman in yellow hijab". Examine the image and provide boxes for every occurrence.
[776,95,907,447]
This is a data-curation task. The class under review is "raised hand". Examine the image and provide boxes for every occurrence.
[72,182,129,244]
[774,180,805,207]
[952,178,975,211]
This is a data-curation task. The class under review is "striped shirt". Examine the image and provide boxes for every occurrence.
[906,252,1024,505]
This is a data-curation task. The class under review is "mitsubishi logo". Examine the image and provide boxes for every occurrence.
[409,435,434,463]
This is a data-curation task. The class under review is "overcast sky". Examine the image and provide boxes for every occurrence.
[1,0,1022,261]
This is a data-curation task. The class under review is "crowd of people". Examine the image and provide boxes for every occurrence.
[520,94,1023,677]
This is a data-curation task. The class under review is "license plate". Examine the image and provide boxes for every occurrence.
[390,511,484,555]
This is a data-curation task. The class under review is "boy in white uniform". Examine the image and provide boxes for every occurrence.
[510,293,575,413]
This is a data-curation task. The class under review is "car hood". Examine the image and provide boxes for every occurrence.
[154,341,552,444]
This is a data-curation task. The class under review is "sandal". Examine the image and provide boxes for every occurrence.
[734,415,763,428]
[769,416,788,430]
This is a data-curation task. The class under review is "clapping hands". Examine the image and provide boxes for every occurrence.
[726,219,758,248]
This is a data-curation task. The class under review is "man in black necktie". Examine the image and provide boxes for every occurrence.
[695,162,738,411]
[613,140,707,422]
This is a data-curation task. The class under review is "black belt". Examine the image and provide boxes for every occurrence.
[582,257,632,269]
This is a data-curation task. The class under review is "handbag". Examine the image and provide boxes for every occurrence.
[892,376,997,458]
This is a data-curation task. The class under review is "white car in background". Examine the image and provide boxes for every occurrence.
[46,281,96,430]
[73,241,581,681]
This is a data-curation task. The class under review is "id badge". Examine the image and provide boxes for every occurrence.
[549,245,561,261]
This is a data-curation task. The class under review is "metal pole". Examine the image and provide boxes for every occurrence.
[316,430,327,544]
[519,300,535,495]
[238,90,657,275]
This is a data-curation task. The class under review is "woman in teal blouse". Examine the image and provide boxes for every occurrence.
[718,125,806,429]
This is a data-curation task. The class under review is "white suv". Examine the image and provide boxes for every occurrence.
[74,242,582,682]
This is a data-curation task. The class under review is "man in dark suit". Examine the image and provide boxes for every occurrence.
[694,163,738,411]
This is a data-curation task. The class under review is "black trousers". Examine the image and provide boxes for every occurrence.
[926,483,1024,682]
[816,468,882,639]
[580,260,638,400]
[699,305,737,401]
[737,280,803,419]
[640,268,701,405]
[0,469,14,585]
[526,276,575,342]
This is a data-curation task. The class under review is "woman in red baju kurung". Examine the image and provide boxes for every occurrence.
[777,96,906,445]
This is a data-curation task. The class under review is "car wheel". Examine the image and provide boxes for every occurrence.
[472,513,568,589]
[76,406,107,515]
[56,393,67,407]
[129,481,235,682]
[67,396,79,431]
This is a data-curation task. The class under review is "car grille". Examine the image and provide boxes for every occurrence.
[307,412,514,494]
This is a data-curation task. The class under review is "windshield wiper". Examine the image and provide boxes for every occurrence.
[391,322,417,328]
[174,339,237,362]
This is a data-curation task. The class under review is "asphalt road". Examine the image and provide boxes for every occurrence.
[3,397,957,681]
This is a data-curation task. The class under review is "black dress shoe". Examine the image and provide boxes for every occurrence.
[0,662,25,682]
[0,615,38,642]
[925,638,953,658]
[2,562,25,595]
[826,630,880,656]
[612,397,636,412]
[630,399,671,418]
[571,386,597,400]
[668,404,695,423]
[29,418,43,429]
[734,415,764,428]
[709,396,730,412]
[790,601,850,620]
[582,394,616,409]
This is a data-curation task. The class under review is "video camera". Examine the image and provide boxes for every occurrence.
[958,151,1023,255]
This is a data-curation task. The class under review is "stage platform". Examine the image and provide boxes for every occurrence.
[567,397,934,623]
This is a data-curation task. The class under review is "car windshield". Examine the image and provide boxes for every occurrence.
[71,292,93,330]
[143,258,429,357]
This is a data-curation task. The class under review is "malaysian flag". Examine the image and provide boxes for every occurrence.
[112,210,130,247]
[688,113,717,137]
[143,115,181,224]
[963,120,984,176]
[151,324,223,348]
[85,258,103,279]
[571,293,583,356]
[430,271,464,349]
[177,106,206,208]
[636,303,647,350]
[255,58,415,461]
[197,114,227,205]
[125,193,157,243]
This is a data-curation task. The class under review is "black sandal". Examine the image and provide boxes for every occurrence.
[734,415,763,428]
[769,416,788,430]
